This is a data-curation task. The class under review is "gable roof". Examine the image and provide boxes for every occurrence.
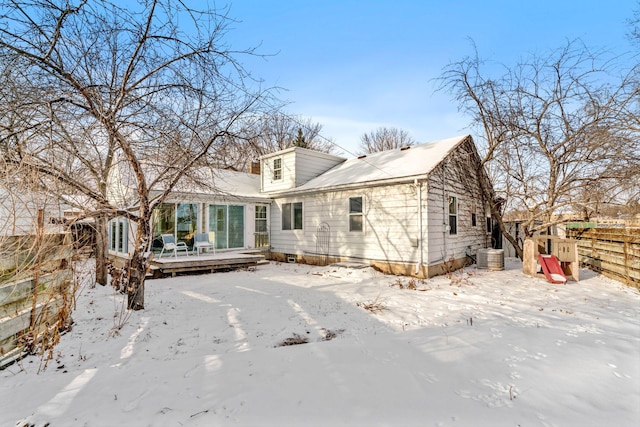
[272,134,472,195]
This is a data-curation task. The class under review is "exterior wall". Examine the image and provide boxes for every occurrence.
[426,143,491,268]
[0,189,65,236]
[106,159,136,207]
[261,151,296,193]
[108,195,270,258]
[268,141,492,278]
[269,183,427,270]
[261,147,344,193]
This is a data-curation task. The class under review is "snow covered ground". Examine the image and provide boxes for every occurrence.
[2,258,639,427]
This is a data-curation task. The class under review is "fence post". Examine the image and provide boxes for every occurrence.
[623,231,631,285]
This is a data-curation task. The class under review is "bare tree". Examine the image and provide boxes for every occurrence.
[207,112,334,171]
[358,126,416,155]
[438,40,639,258]
[0,0,274,309]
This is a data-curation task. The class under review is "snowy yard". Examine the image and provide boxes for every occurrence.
[2,259,639,427]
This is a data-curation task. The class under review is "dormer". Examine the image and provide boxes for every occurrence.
[260,147,346,194]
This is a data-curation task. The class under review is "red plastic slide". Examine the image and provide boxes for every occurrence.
[538,254,567,284]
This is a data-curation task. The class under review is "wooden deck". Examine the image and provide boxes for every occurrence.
[148,250,267,278]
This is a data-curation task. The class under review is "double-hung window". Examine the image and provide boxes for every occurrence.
[349,196,363,232]
[448,196,457,235]
[282,202,303,230]
[255,205,269,247]
[255,206,267,233]
[273,158,282,180]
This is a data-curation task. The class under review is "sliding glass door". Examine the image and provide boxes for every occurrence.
[152,202,198,250]
[210,205,228,249]
[228,205,244,248]
[176,203,198,244]
[209,204,244,249]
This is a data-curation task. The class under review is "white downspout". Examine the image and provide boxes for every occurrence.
[442,163,447,260]
[415,179,423,274]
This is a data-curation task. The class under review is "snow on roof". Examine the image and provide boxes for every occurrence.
[171,168,265,199]
[284,134,471,193]
[209,169,263,199]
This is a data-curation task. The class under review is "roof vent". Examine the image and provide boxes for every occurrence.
[400,146,411,151]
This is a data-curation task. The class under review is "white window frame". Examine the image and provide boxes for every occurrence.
[448,195,458,235]
[108,218,128,254]
[282,201,303,230]
[273,157,283,181]
[348,196,364,232]
[255,205,268,233]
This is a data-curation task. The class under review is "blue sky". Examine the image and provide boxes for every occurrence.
[225,1,637,155]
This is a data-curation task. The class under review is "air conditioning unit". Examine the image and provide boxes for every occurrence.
[477,248,505,271]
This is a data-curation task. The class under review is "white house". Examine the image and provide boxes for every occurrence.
[260,134,493,277]
[107,134,495,278]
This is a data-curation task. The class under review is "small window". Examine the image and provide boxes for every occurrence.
[109,220,117,251]
[117,220,127,252]
[273,158,282,180]
[255,205,267,233]
[109,218,128,253]
[448,196,457,235]
[349,196,363,232]
[471,212,477,227]
[282,202,302,230]
[486,217,492,233]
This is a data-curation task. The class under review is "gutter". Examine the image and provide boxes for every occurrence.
[266,173,432,198]
[415,179,423,274]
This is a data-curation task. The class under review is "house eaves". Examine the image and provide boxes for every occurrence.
[266,172,433,198]
[266,134,471,198]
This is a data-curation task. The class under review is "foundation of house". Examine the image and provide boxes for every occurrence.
[269,252,471,279]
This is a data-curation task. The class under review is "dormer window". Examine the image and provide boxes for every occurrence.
[273,158,282,180]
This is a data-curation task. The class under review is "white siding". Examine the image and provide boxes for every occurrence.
[0,188,65,236]
[293,150,345,187]
[261,152,296,193]
[270,140,490,268]
[426,143,490,265]
[261,148,345,193]
[106,159,136,207]
[270,183,427,265]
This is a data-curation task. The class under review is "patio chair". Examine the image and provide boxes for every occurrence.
[193,232,215,255]
[159,234,189,258]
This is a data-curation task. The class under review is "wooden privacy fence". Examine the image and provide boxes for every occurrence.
[566,227,640,288]
[0,233,74,367]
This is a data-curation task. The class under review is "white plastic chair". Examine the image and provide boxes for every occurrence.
[193,232,215,255]
[159,234,189,258]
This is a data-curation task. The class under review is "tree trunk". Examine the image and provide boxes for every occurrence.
[127,216,151,310]
[478,164,524,260]
[127,250,146,310]
[94,215,108,286]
